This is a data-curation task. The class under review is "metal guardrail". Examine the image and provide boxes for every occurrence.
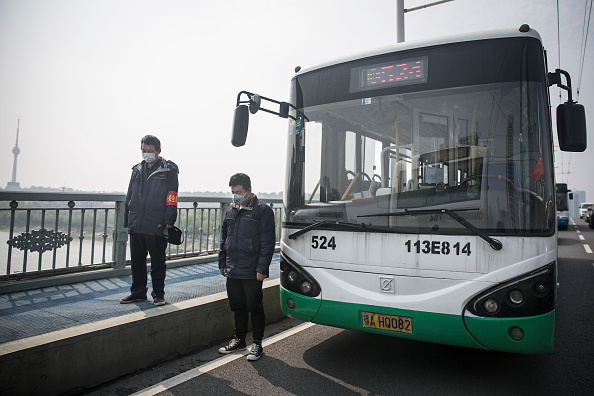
[0,191,283,283]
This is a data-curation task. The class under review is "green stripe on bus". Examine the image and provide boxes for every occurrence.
[280,286,555,354]
[463,310,555,354]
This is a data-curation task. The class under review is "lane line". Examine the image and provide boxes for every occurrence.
[132,322,316,396]
[579,235,585,241]
[584,244,593,254]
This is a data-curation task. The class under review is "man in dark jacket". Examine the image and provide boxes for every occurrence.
[120,135,179,306]
[218,173,275,361]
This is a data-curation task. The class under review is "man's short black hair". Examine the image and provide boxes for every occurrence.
[229,173,251,190]
[141,135,161,151]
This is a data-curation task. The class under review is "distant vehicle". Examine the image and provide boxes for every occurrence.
[586,206,593,227]
[579,202,593,219]
[555,183,572,230]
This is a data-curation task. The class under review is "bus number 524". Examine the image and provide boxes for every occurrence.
[311,236,337,250]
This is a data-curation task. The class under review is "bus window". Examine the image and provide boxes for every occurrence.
[304,122,323,204]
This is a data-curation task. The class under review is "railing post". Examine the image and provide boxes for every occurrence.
[218,201,227,251]
[113,200,128,269]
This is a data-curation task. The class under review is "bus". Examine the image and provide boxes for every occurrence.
[555,183,571,230]
[231,25,587,354]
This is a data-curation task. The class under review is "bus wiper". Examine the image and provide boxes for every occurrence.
[358,208,502,251]
[288,220,381,239]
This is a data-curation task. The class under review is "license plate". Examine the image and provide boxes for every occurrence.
[361,311,413,334]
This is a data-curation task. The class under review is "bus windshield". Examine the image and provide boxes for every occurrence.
[285,39,555,236]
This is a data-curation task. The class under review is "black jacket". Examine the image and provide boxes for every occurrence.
[124,158,179,235]
[218,197,275,279]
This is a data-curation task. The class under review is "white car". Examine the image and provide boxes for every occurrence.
[580,202,593,219]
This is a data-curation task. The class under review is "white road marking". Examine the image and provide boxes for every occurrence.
[579,235,585,240]
[584,244,593,254]
[131,322,316,396]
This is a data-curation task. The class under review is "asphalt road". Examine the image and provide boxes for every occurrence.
[86,218,594,396]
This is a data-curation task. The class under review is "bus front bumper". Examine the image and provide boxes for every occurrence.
[280,286,555,354]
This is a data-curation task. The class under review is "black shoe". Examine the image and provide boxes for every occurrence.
[120,294,147,304]
[218,338,247,354]
[153,297,166,306]
[247,342,263,361]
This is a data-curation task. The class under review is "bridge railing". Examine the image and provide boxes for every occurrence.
[0,191,283,285]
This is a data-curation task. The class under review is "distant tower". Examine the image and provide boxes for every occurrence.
[6,118,21,190]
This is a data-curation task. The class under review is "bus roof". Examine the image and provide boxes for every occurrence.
[295,25,543,77]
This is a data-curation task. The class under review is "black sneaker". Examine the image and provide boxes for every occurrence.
[120,294,147,304]
[218,338,247,354]
[153,297,166,306]
[247,342,263,361]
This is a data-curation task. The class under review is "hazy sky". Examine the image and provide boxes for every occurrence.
[0,0,592,199]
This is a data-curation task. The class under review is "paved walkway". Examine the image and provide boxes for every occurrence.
[0,254,280,344]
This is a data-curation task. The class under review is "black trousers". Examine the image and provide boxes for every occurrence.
[226,278,265,342]
[129,233,168,298]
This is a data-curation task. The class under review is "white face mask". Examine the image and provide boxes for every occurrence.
[232,192,247,205]
[142,152,157,163]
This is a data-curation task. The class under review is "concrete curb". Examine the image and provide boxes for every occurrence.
[0,279,284,396]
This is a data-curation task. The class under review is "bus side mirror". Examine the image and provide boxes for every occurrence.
[557,102,587,152]
[232,105,249,147]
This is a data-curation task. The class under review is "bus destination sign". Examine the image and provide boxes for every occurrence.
[350,56,428,93]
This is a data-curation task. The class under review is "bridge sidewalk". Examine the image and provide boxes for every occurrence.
[0,254,281,345]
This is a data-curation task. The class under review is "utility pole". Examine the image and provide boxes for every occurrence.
[397,0,455,43]
[397,0,405,43]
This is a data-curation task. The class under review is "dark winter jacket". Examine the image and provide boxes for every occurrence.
[124,158,179,235]
[218,196,276,279]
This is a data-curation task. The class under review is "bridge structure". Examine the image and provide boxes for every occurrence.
[0,191,286,395]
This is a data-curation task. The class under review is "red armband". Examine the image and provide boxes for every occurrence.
[166,191,178,206]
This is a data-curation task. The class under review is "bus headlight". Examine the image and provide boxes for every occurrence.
[465,262,556,318]
[509,289,524,305]
[300,281,312,294]
[287,271,298,283]
[280,253,321,298]
[484,299,499,313]
[535,282,549,294]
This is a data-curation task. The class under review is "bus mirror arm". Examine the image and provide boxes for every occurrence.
[547,69,573,102]
[235,91,308,122]
[232,90,309,147]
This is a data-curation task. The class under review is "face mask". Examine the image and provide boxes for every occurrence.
[232,192,247,205]
[142,152,157,163]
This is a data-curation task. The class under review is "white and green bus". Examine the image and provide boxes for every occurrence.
[232,25,586,354]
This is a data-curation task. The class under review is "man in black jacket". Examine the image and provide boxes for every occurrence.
[120,135,179,306]
[218,173,275,361]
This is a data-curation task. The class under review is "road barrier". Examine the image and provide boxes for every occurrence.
[0,279,284,396]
